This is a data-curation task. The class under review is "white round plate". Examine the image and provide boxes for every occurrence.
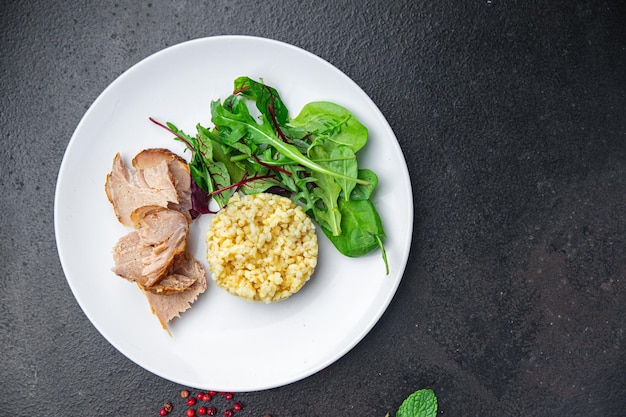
[55,36,413,392]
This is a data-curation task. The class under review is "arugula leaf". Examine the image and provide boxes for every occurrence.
[308,150,342,236]
[325,144,358,201]
[283,165,317,213]
[396,389,438,417]
[307,139,353,235]
[211,95,369,186]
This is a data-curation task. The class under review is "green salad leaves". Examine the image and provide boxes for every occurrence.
[151,76,388,273]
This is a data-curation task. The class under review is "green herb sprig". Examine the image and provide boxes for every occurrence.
[387,389,438,417]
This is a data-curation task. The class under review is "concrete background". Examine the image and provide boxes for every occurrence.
[1,1,625,416]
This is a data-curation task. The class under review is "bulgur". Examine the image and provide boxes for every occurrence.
[205,193,318,302]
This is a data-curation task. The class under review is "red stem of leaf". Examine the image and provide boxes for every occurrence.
[211,174,276,195]
[267,104,289,142]
[148,117,193,150]
[251,154,292,175]
[233,85,251,95]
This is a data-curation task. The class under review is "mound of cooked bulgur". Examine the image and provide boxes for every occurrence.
[205,193,318,303]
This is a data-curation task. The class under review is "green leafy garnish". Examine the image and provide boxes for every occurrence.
[395,389,438,417]
[151,77,388,273]
[290,100,368,153]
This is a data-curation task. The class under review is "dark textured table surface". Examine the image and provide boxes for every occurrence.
[1,1,625,416]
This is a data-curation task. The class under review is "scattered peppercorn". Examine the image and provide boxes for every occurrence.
[161,387,252,417]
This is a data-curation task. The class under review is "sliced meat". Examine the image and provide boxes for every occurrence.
[113,234,197,294]
[107,149,207,330]
[147,273,197,295]
[111,231,142,282]
[132,148,193,221]
[105,153,179,227]
[141,253,208,329]
[111,206,189,288]
[130,206,189,287]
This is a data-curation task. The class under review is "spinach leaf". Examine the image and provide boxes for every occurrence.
[350,169,378,200]
[322,198,388,273]
[290,101,368,153]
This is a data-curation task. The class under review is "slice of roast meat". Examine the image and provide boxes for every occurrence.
[105,152,179,227]
[111,230,142,282]
[107,149,207,330]
[141,253,208,329]
[113,233,197,294]
[130,206,189,287]
[147,273,197,296]
[132,148,193,221]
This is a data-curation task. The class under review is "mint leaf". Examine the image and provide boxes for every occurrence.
[396,389,438,417]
